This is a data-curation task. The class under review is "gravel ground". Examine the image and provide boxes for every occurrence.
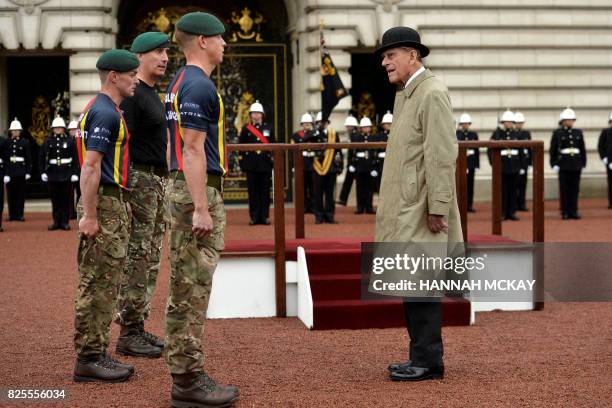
[0,199,611,407]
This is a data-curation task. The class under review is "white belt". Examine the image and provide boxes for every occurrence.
[355,152,366,158]
[378,152,386,158]
[49,158,73,165]
[9,156,24,162]
[500,149,519,156]
[302,151,315,157]
[560,148,580,155]
[467,149,476,156]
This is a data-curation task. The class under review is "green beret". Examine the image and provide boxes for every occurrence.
[130,32,171,53]
[176,12,225,36]
[96,49,139,72]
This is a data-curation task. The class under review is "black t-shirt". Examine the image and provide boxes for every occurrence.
[121,79,167,167]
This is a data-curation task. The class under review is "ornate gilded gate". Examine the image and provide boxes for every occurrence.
[118,3,291,203]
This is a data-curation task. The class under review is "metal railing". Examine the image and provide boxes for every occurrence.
[228,140,546,315]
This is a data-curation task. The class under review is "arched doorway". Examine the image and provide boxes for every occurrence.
[116,1,291,202]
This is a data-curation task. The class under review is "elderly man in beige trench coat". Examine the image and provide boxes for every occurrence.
[374,26,463,381]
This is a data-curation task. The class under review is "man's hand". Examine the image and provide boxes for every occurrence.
[25,174,31,180]
[192,208,213,238]
[79,216,99,238]
[3,176,10,184]
[427,214,448,234]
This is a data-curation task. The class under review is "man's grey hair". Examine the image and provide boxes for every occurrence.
[401,46,423,62]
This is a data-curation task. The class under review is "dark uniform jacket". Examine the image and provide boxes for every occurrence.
[3,136,31,177]
[239,122,275,172]
[290,129,317,171]
[456,129,480,169]
[550,127,586,171]
[489,128,524,174]
[312,128,343,175]
[40,133,79,182]
[516,129,532,167]
[370,130,388,174]
[350,131,375,173]
[0,137,6,178]
[597,126,612,162]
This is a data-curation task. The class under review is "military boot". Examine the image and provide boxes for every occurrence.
[102,351,134,373]
[116,325,162,358]
[136,322,165,348]
[171,372,239,408]
[73,355,133,383]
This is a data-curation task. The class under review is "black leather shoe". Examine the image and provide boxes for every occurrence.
[18,217,25,221]
[315,218,323,224]
[249,220,256,226]
[507,214,519,221]
[562,214,569,220]
[335,200,347,206]
[517,207,529,212]
[262,219,270,225]
[326,218,338,224]
[569,213,581,220]
[387,360,412,373]
[366,210,376,214]
[354,210,364,215]
[389,366,444,381]
[48,224,60,231]
[61,224,71,230]
[467,207,476,213]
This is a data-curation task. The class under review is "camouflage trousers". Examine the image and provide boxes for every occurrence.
[74,194,129,359]
[115,168,167,327]
[164,175,225,375]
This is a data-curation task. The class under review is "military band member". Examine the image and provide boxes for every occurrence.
[73,49,139,383]
[370,111,392,193]
[165,12,239,407]
[40,116,79,230]
[597,112,612,208]
[3,117,31,221]
[290,112,316,213]
[550,108,586,220]
[350,117,376,214]
[514,112,531,212]
[489,110,523,221]
[336,115,359,206]
[67,119,81,219]
[115,31,170,358]
[239,100,274,225]
[312,117,343,223]
[456,113,479,212]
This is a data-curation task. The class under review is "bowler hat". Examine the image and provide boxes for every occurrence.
[375,27,430,58]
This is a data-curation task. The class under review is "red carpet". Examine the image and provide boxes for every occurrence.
[225,235,519,330]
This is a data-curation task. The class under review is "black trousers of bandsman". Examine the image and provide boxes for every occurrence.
[517,169,528,211]
[303,170,314,213]
[7,176,26,220]
[355,172,374,214]
[0,182,4,229]
[606,167,612,208]
[314,172,337,223]
[501,173,518,219]
[246,171,271,224]
[467,168,475,210]
[48,181,71,227]
[338,171,354,205]
[69,181,81,220]
[559,170,581,217]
